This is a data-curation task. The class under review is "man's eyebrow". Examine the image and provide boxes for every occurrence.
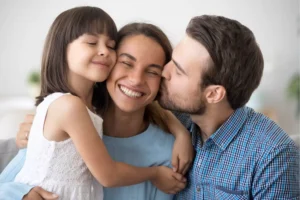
[172,58,187,75]
[119,53,136,61]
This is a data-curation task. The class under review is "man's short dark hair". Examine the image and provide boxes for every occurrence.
[186,15,264,109]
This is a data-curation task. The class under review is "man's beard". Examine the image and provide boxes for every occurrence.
[158,82,206,115]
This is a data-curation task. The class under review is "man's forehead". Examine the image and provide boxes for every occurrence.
[172,34,212,75]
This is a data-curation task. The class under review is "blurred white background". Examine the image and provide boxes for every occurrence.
[0,0,299,138]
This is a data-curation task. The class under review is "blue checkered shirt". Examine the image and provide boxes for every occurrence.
[174,106,300,199]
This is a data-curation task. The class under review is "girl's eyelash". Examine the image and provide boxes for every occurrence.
[107,46,115,50]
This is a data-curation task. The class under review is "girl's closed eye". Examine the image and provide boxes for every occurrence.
[107,41,116,50]
[107,45,115,50]
[87,42,97,46]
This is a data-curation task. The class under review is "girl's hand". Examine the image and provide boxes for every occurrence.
[151,166,187,194]
[172,132,194,175]
[16,114,34,149]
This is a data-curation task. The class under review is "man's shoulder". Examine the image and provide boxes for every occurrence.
[242,107,297,150]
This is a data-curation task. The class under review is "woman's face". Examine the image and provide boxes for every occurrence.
[106,34,165,113]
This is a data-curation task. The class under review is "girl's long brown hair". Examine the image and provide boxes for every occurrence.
[36,6,117,114]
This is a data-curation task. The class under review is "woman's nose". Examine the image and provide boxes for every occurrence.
[128,70,144,85]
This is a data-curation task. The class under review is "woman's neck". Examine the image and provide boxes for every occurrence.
[103,104,148,138]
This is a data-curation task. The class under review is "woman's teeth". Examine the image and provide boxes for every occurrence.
[120,85,143,98]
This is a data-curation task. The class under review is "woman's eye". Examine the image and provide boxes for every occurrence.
[147,71,161,76]
[121,61,132,67]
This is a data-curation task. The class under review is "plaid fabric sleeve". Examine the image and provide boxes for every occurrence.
[252,143,300,199]
[172,111,192,130]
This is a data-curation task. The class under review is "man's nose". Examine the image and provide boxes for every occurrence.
[162,62,171,80]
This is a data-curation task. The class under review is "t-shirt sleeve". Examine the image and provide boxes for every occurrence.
[0,148,34,199]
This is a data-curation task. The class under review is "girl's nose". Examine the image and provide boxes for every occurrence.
[97,45,110,57]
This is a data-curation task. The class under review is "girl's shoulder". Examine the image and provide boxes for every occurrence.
[43,93,91,134]
[47,93,86,116]
[39,93,87,122]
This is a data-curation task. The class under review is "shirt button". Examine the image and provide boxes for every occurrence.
[197,186,201,192]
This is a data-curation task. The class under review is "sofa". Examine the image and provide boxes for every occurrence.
[0,138,18,172]
[0,109,33,172]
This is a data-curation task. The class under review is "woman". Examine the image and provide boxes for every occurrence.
[0,22,193,200]
[102,23,191,200]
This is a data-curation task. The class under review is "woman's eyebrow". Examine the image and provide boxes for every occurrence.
[148,64,163,70]
[119,53,136,61]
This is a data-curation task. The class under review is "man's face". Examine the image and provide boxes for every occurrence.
[158,34,212,115]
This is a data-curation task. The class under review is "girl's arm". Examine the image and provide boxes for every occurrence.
[48,95,185,193]
[163,110,194,175]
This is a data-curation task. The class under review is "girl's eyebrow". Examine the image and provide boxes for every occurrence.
[83,33,97,37]
[82,33,115,42]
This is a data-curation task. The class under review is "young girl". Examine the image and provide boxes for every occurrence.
[10,6,188,200]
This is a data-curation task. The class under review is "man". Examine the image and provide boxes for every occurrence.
[158,15,300,199]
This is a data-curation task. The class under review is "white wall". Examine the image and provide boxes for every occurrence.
[0,0,299,135]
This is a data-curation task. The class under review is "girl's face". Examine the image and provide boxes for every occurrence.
[66,33,116,83]
[106,34,165,114]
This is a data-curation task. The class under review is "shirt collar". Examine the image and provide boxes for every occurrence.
[191,106,249,151]
[210,106,249,151]
[190,122,201,150]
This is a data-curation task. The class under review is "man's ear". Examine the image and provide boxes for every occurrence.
[204,85,226,104]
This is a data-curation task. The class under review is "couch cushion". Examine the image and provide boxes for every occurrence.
[0,138,18,172]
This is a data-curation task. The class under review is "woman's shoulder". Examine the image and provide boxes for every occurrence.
[148,124,175,144]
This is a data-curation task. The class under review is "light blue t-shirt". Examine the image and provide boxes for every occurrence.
[103,124,175,200]
[0,124,174,200]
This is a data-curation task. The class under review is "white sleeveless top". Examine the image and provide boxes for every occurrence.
[14,93,104,200]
